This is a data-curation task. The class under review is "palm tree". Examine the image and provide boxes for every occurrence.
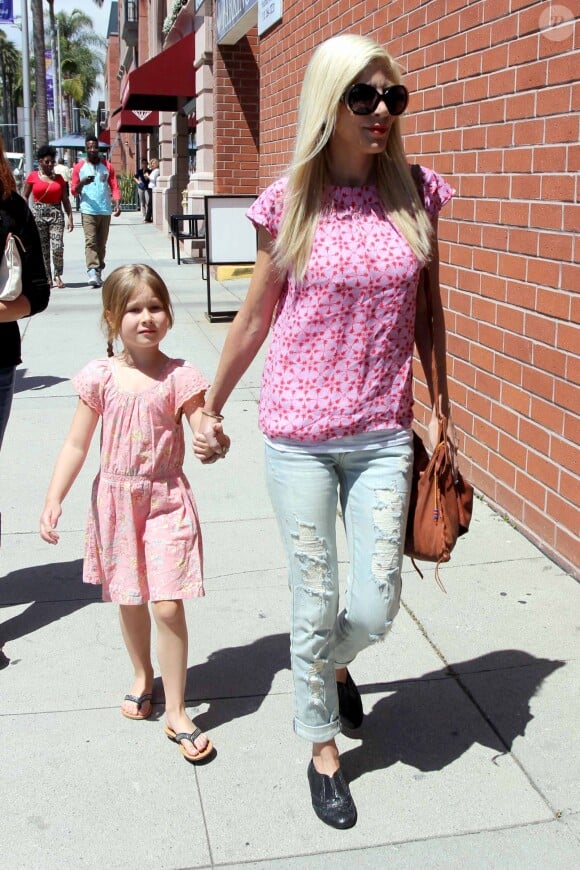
[31,0,48,144]
[28,1,105,144]
[0,30,22,150]
[56,9,105,134]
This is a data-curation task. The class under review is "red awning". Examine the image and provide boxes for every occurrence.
[121,32,195,112]
[111,107,160,133]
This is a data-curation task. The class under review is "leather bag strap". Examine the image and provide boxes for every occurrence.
[410,164,440,405]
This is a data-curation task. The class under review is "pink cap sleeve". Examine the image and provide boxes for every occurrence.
[70,359,109,414]
[246,178,287,239]
[172,361,209,414]
[417,166,455,220]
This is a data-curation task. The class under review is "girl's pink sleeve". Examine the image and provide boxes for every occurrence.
[418,166,455,220]
[71,359,108,415]
[246,178,286,239]
[173,362,209,414]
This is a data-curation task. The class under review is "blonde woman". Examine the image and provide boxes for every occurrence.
[198,34,455,827]
[145,158,159,223]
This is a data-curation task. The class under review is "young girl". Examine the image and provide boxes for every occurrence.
[40,264,229,763]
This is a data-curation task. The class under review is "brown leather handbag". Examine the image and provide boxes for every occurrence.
[405,165,474,588]
[405,420,474,589]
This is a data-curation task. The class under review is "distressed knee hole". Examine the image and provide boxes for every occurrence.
[371,487,404,590]
[292,520,331,595]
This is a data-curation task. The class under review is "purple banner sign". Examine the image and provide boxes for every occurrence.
[0,0,14,24]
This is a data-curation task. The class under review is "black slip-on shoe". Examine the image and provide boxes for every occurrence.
[307,760,357,829]
[337,670,364,729]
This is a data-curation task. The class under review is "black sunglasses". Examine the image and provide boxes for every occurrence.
[343,83,409,116]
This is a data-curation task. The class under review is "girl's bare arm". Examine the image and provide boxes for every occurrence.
[40,399,99,543]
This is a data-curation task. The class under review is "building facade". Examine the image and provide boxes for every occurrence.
[104,0,579,576]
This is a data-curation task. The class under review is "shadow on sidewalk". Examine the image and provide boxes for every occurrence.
[0,559,98,668]
[340,650,565,781]
[14,368,68,393]
[150,632,291,729]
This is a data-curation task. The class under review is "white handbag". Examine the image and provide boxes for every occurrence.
[0,232,25,301]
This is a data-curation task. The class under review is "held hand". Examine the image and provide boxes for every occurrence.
[192,430,212,459]
[193,421,230,464]
[211,421,231,454]
[40,503,62,544]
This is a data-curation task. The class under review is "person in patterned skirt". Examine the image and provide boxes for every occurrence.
[22,145,74,288]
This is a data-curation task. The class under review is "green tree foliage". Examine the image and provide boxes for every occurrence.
[57,9,105,133]
[28,1,106,142]
[0,30,22,149]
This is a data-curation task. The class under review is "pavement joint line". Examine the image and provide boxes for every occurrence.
[1,690,293,717]
[358,659,564,692]
[400,554,547,572]
[204,817,567,869]
[0,596,98,605]
[201,516,276,526]
[189,758,215,868]
[401,598,562,821]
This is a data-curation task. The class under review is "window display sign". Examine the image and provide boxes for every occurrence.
[216,0,258,44]
[258,0,282,35]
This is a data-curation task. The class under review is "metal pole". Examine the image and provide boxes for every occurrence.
[21,0,33,173]
[53,19,63,140]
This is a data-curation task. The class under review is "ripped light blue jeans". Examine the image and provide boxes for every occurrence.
[265,434,413,742]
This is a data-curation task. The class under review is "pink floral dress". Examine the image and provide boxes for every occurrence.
[71,357,208,604]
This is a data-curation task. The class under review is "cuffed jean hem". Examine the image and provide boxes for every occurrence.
[294,716,341,743]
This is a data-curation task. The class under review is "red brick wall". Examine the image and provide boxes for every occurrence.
[104,33,122,176]
[214,30,260,194]
[257,1,579,575]
[138,0,150,63]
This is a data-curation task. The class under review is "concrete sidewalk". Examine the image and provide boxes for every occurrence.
[1,211,578,869]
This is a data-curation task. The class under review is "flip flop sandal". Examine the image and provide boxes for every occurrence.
[121,692,153,720]
[164,725,214,763]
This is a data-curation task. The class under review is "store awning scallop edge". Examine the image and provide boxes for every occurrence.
[111,107,160,133]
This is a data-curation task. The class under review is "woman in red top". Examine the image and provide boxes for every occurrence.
[22,145,74,288]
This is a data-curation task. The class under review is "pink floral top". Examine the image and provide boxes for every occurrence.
[247,166,454,443]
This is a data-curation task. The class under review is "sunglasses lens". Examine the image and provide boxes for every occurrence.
[346,84,378,114]
[386,85,409,116]
[346,83,409,116]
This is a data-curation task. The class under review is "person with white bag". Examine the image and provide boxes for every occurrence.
[0,135,50,451]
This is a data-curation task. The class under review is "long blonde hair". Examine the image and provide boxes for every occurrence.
[274,34,433,280]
